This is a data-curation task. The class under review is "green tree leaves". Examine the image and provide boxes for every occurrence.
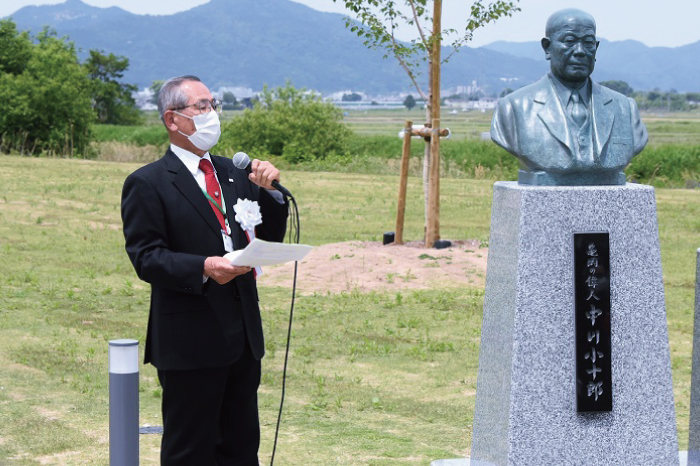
[85,50,141,125]
[217,82,352,163]
[600,80,634,97]
[332,0,520,99]
[0,20,32,75]
[0,22,93,156]
[0,19,141,156]
[342,92,363,102]
[222,91,239,110]
[149,80,164,107]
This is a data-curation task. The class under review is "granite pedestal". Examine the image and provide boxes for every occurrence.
[688,249,700,466]
[470,182,679,466]
[431,452,689,466]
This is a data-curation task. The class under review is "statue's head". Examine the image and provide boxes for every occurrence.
[541,9,599,86]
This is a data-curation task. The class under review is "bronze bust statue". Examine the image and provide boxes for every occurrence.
[490,9,648,185]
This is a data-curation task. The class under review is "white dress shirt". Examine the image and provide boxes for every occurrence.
[170,144,285,204]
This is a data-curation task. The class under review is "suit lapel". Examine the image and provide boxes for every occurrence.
[536,77,574,151]
[591,82,615,156]
[165,150,222,239]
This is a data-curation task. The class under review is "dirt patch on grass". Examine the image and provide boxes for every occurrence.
[36,451,85,466]
[87,220,121,230]
[35,407,62,422]
[259,240,488,294]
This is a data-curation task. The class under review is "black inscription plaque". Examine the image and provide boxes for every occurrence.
[574,232,612,412]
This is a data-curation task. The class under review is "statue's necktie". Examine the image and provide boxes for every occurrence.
[199,159,226,231]
[570,91,587,127]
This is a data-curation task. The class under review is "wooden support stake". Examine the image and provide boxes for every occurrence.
[395,120,412,244]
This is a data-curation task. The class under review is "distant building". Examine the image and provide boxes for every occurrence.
[472,98,496,110]
[326,90,409,110]
[450,80,482,97]
[444,97,496,111]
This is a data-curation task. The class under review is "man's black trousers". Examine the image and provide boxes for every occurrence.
[157,343,261,466]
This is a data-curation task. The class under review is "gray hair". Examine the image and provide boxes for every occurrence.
[157,75,201,123]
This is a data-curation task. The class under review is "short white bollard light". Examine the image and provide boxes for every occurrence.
[109,339,139,466]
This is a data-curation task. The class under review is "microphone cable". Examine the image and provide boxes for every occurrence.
[269,192,300,466]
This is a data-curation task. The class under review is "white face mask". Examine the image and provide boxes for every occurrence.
[175,110,221,151]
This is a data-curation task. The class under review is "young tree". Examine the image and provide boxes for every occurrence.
[85,49,141,125]
[403,94,417,110]
[333,0,520,246]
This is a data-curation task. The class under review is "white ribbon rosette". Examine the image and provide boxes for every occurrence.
[233,198,263,275]
[233,198,262,232]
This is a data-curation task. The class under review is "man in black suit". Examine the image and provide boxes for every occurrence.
[121,75,288,466]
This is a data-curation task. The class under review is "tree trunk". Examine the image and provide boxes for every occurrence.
[425,0,442,247]
[423,60,433,241]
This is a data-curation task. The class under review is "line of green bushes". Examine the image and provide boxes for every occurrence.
[89,122,699,188]
[295,135,700,188]
[626,144,700,188]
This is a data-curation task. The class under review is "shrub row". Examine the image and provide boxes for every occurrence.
[88,122,699,188]
[346,136,700,187]
[626,144,700,188]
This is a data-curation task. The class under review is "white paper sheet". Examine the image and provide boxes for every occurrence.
[224,238,313,267]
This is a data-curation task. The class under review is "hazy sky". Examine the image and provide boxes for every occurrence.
[3,0,700,48]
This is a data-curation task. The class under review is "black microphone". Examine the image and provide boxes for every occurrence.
[232,152,294,199]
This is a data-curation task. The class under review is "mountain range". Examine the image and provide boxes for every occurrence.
[5,0,700,94]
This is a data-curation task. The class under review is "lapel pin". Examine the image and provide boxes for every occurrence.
[228,178,234,183]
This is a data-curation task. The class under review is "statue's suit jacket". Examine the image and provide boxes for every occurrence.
[121,149,288,371]
[491,75,647,175]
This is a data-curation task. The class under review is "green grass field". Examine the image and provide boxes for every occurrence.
[340,108,700,145]
[0,155,698,465]
[118,108,700,144]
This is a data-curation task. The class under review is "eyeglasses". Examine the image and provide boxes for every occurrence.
[172,98,223,115]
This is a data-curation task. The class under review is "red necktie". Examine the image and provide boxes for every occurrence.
[198,159,226,231]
